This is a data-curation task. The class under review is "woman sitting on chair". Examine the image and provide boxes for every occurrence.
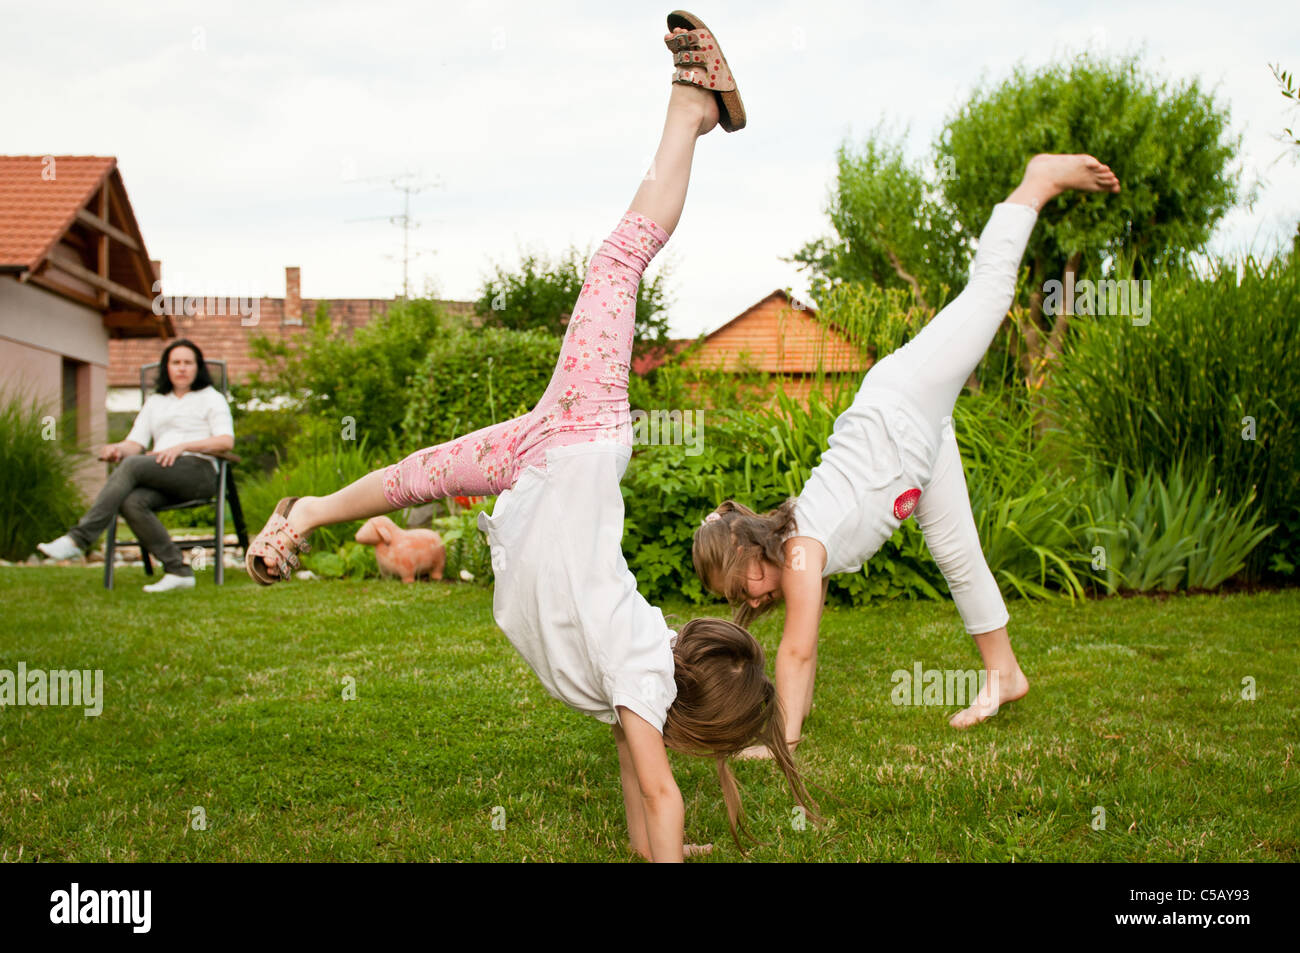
[36,338,235,592]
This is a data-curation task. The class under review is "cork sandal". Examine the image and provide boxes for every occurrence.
[665,10,745,132]
[245,496,311,585]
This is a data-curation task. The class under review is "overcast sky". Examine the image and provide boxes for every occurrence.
[5,0,1297,337]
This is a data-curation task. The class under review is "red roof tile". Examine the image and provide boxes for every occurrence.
[0,156,115,270]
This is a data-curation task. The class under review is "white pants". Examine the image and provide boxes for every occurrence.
[860,202,1038,634]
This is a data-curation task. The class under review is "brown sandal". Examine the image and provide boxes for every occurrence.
[665,10,745,132]
[245,496,311,584]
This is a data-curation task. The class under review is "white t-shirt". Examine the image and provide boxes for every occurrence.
[793,386,937,577]
[125,387,235,471]
[477,442,678,733]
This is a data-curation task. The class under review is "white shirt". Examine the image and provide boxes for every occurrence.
[793,386,937,577]
[125,387,235,471]
[477,442,678,732]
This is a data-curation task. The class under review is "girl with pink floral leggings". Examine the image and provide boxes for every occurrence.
[245,15,814,862]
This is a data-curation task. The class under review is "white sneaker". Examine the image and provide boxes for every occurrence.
[142,573,197,593]
[36,535,83,560]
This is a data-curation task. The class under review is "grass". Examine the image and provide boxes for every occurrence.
[0,567,1295,862]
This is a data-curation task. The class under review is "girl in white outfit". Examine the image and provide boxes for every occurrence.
[693,153,1121,754]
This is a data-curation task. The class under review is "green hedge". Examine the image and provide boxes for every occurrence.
[402,328,561,447]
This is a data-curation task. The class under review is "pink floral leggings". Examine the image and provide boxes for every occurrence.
[382,211,669,508]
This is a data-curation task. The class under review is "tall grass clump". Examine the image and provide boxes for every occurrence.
[953,388,1088,599]
[0,392,85,561]
[1083,465,1274,593]
[1052,253,1300,577]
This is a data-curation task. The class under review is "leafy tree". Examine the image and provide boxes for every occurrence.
[790,125,966,311]
[474,245,672,348]
[939,53,1238,390]
[795,53,1240,393]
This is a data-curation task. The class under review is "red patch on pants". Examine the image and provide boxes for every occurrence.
[893,488,922,520]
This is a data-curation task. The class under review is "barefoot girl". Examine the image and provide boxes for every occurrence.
[693,155,1121,753]
[246,13,812,860]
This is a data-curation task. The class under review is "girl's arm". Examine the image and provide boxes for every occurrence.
[611,722,652,860]
[775,538,829,744]
[613,707,684,863]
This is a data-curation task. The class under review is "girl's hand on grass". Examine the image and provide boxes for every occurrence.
[684,843,713,858]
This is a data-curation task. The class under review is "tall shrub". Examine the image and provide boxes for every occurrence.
[0,393,85,561]
[1052,254,1300,576]
[242,297,447,454]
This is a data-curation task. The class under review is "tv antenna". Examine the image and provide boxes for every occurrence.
[346,172,444,298]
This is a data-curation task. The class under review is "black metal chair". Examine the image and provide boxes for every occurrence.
[103,359,249,589]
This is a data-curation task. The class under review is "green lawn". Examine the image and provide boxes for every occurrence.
[0,567,1295,862]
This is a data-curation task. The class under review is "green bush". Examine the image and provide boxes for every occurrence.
[402,328,561,446]
[243,297,447,447]
[228,406,301,475]
[1052,253,1300,577]
[302,540,378,580]
[434,506,495,585]
[1083,466,1274,593]
[621,408,767,604]
[0,393,86,561]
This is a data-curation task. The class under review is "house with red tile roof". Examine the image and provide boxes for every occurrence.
[0,155,170,496]
[634,290,868,404]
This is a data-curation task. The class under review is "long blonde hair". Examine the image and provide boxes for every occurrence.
[691,499,797,628]
[664,615,818,848]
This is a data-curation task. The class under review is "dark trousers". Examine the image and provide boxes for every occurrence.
[69,454,218,576]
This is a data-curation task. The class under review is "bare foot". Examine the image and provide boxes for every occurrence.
[665,28,719,136]
[1007,154,1120,210]
[948,667,1030,729]
[684,843,713,858]
[1027,153,1120,193]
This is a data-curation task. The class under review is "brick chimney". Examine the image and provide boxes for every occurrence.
[284,266,301,325]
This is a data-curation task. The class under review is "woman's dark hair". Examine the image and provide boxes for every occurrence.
[155,339,214,394]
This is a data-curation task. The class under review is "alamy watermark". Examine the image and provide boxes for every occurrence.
[0,663,103,716]
[49,883,150,933]
[151,274,262,326]
[891,662,999,712]
[1042,273,1152,326]
[631,408,703,455]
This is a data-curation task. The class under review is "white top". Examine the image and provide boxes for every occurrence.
[477,442,678,732]
[125,387,235,471]
[793,386,937,577]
